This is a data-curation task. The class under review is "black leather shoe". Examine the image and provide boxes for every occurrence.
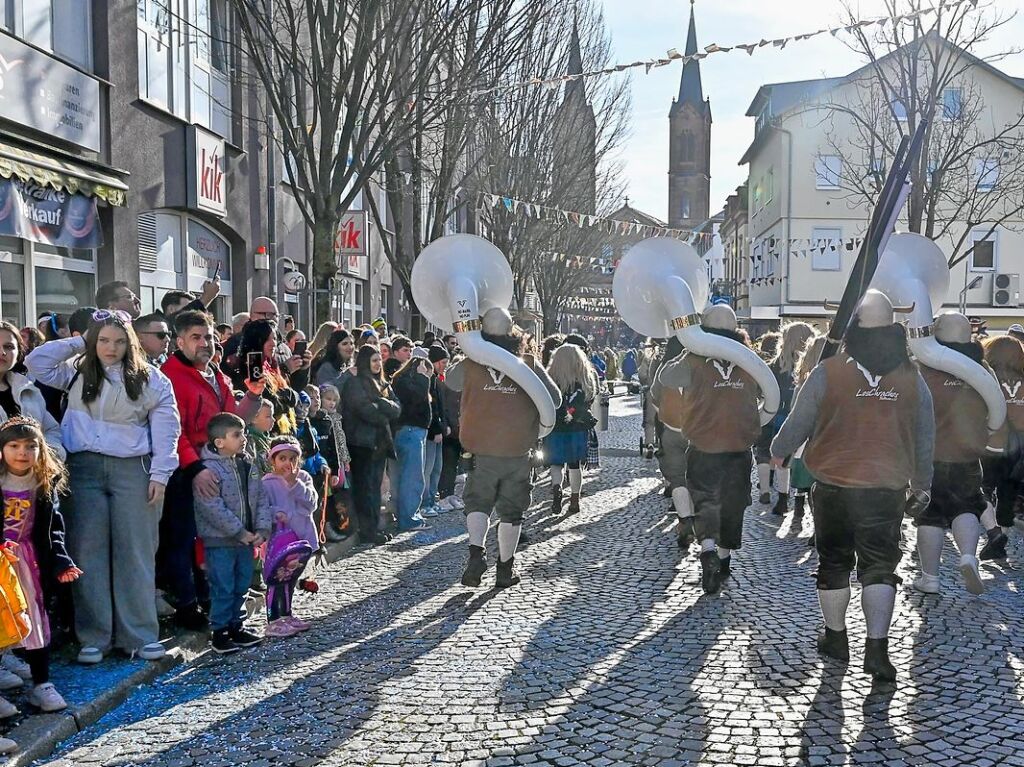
[817,627,849,662]
[772,493,789,516]
[677,517,695,549]
[718,556,731,582]
[979,530,1008,561]
[495,557,521,588]
[864,638,897,681]
[461,545,488,587]
[700,550,721,594]
[174,604,208,632]
[759,492,771,505]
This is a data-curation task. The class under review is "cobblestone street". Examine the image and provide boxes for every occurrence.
[42,395,1024,767]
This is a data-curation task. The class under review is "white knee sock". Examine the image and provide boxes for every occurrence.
[757,464,771,493]
[568,467,583,494]
[496,522,521,562]
[775,467,790,494]
[980,502,997,531]
[644,424,656,444]
[672,487,693,519]
[700,538,716,553]
[818,587,851,631]
[862,584,896,639]
[915,525,944,576]
[466,512,490,548]
[952,513,981,556]
[718,547,731,560]
[550,464,564,488]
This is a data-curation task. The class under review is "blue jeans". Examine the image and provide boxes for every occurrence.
[205,546,254,631]
[394,426,427,529]
[422,439,442,508]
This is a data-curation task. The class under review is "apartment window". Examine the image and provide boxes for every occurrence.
[137,0,233,138]
[892,98,908,121]
[753,181,761,211]
[942,87,962,120]
[2,0,92,69]
[976,158,999,192]
[344,281,364,328]
[969,229,996,272]
[379,286,390,323]
[815,156,842,190]
[811,227,842,271]
[766,168,774,203]
[755,108,768,136]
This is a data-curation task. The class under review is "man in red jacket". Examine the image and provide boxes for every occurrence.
[159,310,263,629]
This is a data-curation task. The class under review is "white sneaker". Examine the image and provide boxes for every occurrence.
[1,653,31,680]
[136,642,166,661]
[436,497,454,512]
[27,682,66,712]
[449,496,465,510]
[913,573,940,594]
[0,697,17,719]
[959,554,985,595]
[76,646,104,665]
[421,506,439,518]
[0,669,24,691]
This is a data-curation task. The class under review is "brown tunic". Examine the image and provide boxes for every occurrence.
[803,353,919,490]
[921,364,990,463]
[657,387,686,433]
[459,359,540,457]
[677,353,761,453]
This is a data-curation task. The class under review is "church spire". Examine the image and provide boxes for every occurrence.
[565,9,586,103]
[677,0,704,108]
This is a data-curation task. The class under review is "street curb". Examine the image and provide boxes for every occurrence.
[1,534,357,766]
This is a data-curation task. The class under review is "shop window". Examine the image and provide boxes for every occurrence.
[0,237,23,256]
[33,243,95,262]
[187,219,230,279]
[34,266,94,315]
[0,262,25,325]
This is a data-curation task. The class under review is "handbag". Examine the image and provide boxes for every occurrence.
[585,429,601,470]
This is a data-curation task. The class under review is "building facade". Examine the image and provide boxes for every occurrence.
[0,1,407,332]
[737,37,1024,329]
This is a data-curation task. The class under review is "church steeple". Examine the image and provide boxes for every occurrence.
[677,0,704,109]
[565,10,586,104]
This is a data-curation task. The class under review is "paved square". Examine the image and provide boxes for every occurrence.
[44,396,1024,766]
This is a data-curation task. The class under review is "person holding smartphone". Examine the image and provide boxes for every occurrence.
[390,348,435,533]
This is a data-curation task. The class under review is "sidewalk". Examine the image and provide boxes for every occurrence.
[0,535,358,767]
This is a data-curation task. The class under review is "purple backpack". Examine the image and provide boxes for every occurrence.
[262,522,314,587]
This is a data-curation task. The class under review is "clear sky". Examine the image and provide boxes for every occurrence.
[601,0,1024,221]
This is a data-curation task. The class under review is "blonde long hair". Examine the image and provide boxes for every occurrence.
[309,321,339,357]
[778,322,818,374]
[548,343,598,401]
[795,335,827,386]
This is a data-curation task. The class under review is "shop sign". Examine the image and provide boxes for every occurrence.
[0,177,101,248]
[335,210,368,279]
[187,219,230,279]
[0,33,101,152]
[186,125,227,216]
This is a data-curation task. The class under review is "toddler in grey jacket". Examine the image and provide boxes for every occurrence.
[194,413,272,653]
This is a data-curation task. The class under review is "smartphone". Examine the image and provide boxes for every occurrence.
[212,262,222,281]
[246,351,264,381]
[293,340,308,357]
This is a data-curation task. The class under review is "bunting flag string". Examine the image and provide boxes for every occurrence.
[480,193,714,243]
[473,0,977,97]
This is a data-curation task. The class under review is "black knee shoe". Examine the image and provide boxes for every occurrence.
[864,637,897,682]
[495,557,521,588]
[817,627,849,662]
[461,545,487,587]
[699,550,721,594]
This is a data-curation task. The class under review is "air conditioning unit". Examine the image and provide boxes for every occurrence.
[992,273,1020,307]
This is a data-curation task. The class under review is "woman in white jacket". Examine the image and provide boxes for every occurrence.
[0,321,64,458]
[26,309,181,665]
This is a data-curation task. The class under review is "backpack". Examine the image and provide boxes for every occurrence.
[262,522,313,587]
[0,544,31,651]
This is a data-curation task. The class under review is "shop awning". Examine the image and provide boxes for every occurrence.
[0,140,127,206]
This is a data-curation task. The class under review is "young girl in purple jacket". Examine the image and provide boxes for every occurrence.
[262,437,319,637]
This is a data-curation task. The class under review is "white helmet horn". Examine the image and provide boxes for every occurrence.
[870,232,1006,446]
[613,237,780,425]
[411,234,557,437]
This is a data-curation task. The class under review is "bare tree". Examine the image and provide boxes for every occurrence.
[230,0,530,317]
[475,0,629,332]
[808,0,1024,267]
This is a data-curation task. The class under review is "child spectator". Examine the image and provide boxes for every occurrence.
[194,413,270,654]
[245,399,276,477]
[0,417,81,714]
[309,385,351,541]
[262,437,319,636]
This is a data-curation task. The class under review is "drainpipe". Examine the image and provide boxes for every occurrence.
[772,124,795,317]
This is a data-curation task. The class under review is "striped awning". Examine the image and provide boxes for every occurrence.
[0,140,128,206]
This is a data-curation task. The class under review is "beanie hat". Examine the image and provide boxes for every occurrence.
[428,345,449,363]
[411,346,431,361]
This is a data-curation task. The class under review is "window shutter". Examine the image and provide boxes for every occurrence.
[138,212,158,271]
